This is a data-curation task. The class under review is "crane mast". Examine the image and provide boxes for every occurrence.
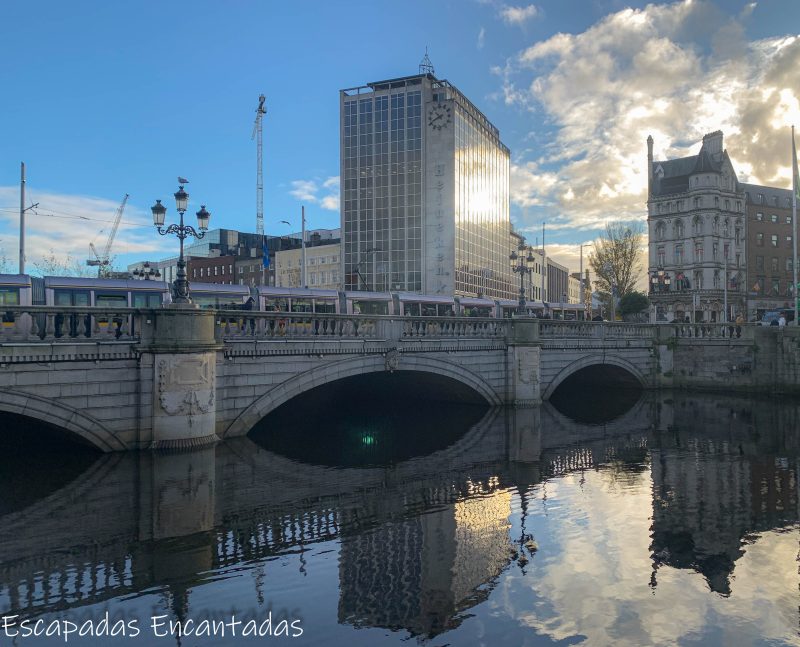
[87,193,129,277]
[252,94,267,236]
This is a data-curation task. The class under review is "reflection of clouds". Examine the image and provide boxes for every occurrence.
[494,470,799,646]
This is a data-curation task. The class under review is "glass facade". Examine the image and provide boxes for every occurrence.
[451,95,513,298]
[343,80,422,292]
[341,74,514,297]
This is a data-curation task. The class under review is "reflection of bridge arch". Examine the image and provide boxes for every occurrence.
[0,388,126,451]
[223,354,503,438]
[542,354,647,400]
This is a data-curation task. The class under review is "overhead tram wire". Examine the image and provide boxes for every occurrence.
[0,207,150,229]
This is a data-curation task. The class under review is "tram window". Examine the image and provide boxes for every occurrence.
[437,304,454,317]
[0,288,19,306]
[404,303,421,316]
[96,293,128,308]
[314,300,336,314]
[353,300,388,315]
[190,294,217,309]
[290,298,313,313]
[131,293,162,308]
[264,297,289,312]
[55,290,90,306]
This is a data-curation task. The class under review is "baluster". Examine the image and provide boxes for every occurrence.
[105,315,116,339]
[26,311,39,340]
[44,313,56,340]
[119,315,130,339]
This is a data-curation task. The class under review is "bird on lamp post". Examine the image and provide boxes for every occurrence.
[151,184,209,305]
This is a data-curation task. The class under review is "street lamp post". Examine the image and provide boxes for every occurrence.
[151,184,209,306]
[132,261,161,281]
[650,267,671,321]
[510,238,535,316]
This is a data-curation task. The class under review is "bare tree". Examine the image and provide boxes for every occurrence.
[0,246,9,273]
[32,249,95,277]
[588,221,645,315]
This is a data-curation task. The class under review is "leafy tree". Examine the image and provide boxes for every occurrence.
[619,291,649,315]
[588,221,644,315]
[32,249,95,277]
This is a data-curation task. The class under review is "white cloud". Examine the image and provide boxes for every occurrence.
[478,26,486,49]
[502,1,800,232]
[500,4,539,25]
[289,176,340,212]
[0,187,172,272]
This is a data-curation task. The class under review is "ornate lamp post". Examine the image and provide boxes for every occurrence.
[151,184,210,305]
[132,261,161,281]
[510,239,535,315]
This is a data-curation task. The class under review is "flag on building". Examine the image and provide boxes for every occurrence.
[262,236,270,268]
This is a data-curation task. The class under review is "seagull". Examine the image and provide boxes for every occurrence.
[178,176,190,185]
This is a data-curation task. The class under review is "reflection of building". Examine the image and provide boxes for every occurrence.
[341,58,518,298]
[649,398,799,595]
[338,491,512,636]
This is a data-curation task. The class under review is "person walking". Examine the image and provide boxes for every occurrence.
[735,313,744,338]
[778,313,787,327]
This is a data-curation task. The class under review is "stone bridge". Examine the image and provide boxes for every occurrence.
[0,305,796,450]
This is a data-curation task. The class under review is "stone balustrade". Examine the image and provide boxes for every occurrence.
[214,311,508,341]
[538,321,656,340]
[0,305,140,343]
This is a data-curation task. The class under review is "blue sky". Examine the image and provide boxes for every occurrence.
[1,0,799,273]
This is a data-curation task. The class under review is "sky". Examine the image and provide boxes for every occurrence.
[1,0,799,275]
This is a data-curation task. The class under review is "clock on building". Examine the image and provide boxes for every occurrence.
[428,103,452,130]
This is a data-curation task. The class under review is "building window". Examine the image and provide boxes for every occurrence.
[756,256,764,271]
[735,228,741,244]
[787,215,793,225]
[787,258,794,272]
[771,234,778,247]
[214,267,218,276]
[772,279,780,295]
[657,247,665,266]
[787,235,793,248]
[200,268,204,277]
[771,257,779,272]
[675,245,684,264]
[712,242,718,260]
[770,214,778,223]
[694,270,703,289]
[221,266,225,275]
[655,222,665,240]
[756,212,763,221]
[724,199,730,211]
[239,267,243,274]
[694,243,703,262]
[713,270,720,289]
[674,220,685,238]
[756,233,764,246]
[758,193,764,204]
[692,216,703,235]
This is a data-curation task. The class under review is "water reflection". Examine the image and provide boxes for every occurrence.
[0,393,797,645]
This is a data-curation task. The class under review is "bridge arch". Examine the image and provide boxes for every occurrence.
[0,389,127,452]
[542,354,647,401]
[223,353,503,438]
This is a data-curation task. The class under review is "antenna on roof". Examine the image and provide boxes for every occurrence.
[419,47,434,75]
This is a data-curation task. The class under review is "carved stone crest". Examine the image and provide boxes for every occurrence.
[158,356,215,427]
[384,348,400,373]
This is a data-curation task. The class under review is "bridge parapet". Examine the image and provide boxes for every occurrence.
[539,321,655,340]
[0,305,140,344]
[214,311,508,342]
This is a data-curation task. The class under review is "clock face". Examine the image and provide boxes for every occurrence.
[428,103,452,130]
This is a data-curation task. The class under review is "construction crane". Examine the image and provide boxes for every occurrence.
[87,193,129,277]
[252,94,267,236]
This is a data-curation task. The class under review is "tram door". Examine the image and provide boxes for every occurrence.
[54,290,90,337]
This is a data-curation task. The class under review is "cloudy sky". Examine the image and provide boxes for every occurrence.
[0,0,798,274]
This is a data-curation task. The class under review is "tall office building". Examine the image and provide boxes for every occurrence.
[340,60,517,298]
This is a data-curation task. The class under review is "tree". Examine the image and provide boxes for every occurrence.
[32,249,95,277]
[0,246,9,273]
[588,221,644,316]
[619,291,649,316]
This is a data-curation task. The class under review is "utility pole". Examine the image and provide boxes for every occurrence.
[301,205,306,288]
[19,162,25,274]
[541,223,546,306]
[18,163,38,275]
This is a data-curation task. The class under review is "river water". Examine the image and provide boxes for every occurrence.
[0,389,798,646]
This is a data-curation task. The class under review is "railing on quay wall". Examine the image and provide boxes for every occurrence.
[0,306,140,343]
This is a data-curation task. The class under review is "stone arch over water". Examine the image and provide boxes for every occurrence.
[543,354,646,401]
[222,354,503,439]
[0,388,126,452]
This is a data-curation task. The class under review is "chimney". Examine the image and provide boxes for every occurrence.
[702,130,724,157]
[647,135,654,196]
